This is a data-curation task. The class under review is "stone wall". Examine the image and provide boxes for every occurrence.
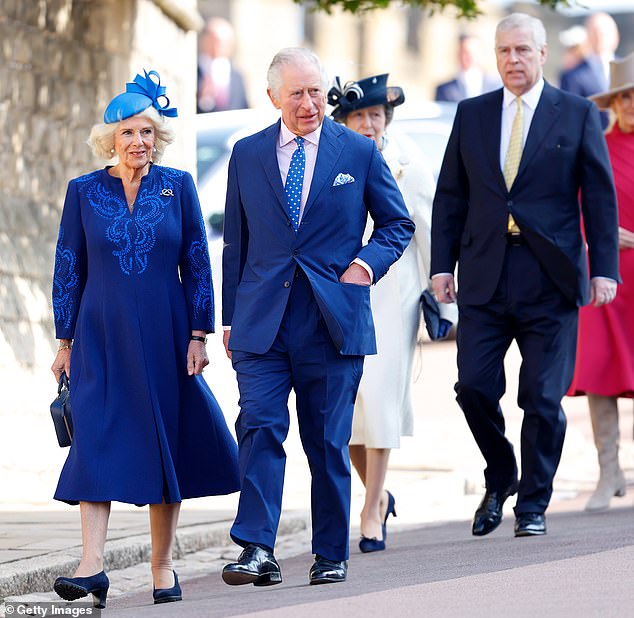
[0,0,200,506]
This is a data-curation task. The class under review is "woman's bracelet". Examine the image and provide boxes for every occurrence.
[190,335,207,344]
[58,343,72,351]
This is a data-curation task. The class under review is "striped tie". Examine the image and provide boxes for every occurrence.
[285,136,305,231]
[504,96,523,233]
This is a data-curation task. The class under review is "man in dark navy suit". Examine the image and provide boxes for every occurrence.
[432,13,619,538]
[197,17,249,113]
[220,48,414,586]
[435,34,501,102]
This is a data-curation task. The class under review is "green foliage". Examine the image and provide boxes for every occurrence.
[295,0,571,19]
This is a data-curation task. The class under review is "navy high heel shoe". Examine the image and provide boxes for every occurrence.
[153,570,182,604]
[54,570,109,609]
[359,491,397,553]
[359,532,385,553]
[383,490,397,531]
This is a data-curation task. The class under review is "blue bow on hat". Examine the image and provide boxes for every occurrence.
[104,70,178,124]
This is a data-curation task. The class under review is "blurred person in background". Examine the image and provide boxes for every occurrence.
[558,24,588,73]
[568,53,634,512]
[329,73,456,553]
[435,34,501,102]
[432,12,618,539]
[197,17,249,113]
[50,70,240,608]
[560,12,620,128]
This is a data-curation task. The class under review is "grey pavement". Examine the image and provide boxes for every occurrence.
[103,507,634,618]
[1,339,633,616]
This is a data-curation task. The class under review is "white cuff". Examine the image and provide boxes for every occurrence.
[352,258,374,283]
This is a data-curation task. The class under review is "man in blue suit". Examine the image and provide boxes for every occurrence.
[221,48,414,586]
[432,13,619,538]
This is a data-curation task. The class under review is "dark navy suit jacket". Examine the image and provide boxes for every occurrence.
[196,64,249,113]
[559,57,606,98]
[222,117,415,356]
[435,74,501,102]
[560,57,610,128]
[431,82,619,307]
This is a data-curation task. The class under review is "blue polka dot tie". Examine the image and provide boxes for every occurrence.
[285,136,305,231]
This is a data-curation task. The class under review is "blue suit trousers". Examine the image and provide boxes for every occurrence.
[230,269,364,560]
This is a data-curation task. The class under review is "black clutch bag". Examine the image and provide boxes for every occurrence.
[420,289,453,341]
[50,371,73,447]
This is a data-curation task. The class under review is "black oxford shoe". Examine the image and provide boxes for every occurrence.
[514,513,546,537]
[309,556,347,585]
[472,482,518,537]
[222,545,282,586]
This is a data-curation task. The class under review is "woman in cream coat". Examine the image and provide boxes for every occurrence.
[328,74,456,552]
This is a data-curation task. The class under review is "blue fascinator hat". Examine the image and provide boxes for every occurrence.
[103,69,178,124]
[328,73,404,122]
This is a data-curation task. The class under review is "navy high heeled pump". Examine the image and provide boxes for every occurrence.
[383,490,397,530]
[153,570,182,604]
[359,491,397,554]
[54,570,109,609]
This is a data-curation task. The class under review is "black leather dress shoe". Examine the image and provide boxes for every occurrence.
[514,513,546,537]
[472,482,518,537]
[222,545,282,586]
[309,556,347,585]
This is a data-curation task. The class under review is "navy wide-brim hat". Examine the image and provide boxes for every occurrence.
[103,69,178,124]
[328,73,405,122]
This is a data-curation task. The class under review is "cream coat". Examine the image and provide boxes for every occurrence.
[351,134,457,448]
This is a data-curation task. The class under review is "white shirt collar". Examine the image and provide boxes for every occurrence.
[502,77,544,110]
[279,119,322,148]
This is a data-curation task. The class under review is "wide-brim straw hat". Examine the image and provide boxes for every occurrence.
[590,52,634,110]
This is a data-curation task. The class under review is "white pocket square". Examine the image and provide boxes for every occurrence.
[333,173,355,187]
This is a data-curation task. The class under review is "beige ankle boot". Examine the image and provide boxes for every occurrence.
[585,394,626,512]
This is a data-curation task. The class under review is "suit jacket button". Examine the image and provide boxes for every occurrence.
[292,250,299,256]
[283,281,291,288]
[507,200,513,207]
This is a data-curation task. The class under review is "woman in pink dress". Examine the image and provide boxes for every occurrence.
[569,53,634,511]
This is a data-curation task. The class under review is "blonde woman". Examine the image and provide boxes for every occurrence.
[51,71,239,607]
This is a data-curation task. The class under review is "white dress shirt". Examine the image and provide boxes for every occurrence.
[460,67,485,99]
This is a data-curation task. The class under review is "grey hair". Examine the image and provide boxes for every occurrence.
[496,12,547,50]
[267,47,329,99]
[87,106,175,162]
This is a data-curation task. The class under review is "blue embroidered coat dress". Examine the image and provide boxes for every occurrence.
[52,164,240,505]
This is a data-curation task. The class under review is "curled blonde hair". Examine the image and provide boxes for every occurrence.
[87,106,175,162]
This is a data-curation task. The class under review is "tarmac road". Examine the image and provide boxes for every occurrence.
[107,507,634,617]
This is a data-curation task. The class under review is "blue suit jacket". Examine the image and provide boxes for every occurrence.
[222,117,415,355]
[431,82,619,307]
